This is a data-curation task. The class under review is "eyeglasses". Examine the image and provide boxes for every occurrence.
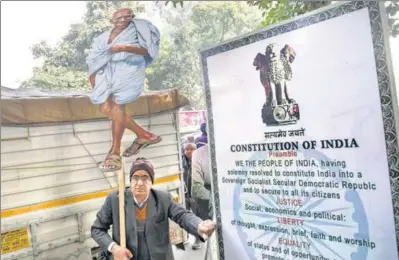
[131,175,150,183]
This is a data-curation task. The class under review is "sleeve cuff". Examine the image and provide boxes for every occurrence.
[193,219,203,237]
[107,242,116,253]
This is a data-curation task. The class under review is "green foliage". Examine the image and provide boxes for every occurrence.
[247,1,331,28]
[23,1,261,109]
[386,1,399,37]
[24,0,396,110]
[161,0,398,109]
[149,2,263,108]
[164,1,398,37]
[161,0,184,8]
[247,0,398,37]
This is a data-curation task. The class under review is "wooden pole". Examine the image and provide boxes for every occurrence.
[118,157,126,248]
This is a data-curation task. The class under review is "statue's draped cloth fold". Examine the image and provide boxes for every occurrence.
[86,19,160,105]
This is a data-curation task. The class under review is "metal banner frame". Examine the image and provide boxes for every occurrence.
[200,1,399,259]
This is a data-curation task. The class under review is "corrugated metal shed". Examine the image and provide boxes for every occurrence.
[0,87,189,259]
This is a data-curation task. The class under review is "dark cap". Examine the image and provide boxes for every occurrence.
[130,157,155,183]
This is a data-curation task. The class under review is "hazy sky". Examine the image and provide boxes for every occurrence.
[1,1,398,93]
[1,1,86,88]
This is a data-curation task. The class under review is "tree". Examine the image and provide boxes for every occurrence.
[247,1,331,28]
[149,2,263,108]
[24,1,396,110]
[166,1,398,37]
[22,1,146,91]
[161,0,398,108]
[386,1,399,37]
[246,0,398,37]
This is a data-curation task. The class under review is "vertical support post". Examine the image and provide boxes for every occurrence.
[30,223,39,257]
[118,157,126,248]
[77,212,85,243]
[174,110,187,242]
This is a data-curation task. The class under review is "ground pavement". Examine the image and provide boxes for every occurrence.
[172,234,207,260]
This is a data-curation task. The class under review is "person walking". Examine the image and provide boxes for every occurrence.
[175,137,199,250]
[195,123,207,149]
[191,129,212,250]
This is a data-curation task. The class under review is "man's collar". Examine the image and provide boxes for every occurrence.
[133,194,149,208]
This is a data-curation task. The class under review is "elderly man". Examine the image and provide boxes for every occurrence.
[182,138,197,212]
[87,8,162,172]
[191,143,217,259]
[175,138,198,250]
[91,157,216,260]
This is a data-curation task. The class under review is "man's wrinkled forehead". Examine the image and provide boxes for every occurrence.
[112,8,132,19]
[132,170,150,177]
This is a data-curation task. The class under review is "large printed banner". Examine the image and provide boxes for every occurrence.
[201,2,399,260]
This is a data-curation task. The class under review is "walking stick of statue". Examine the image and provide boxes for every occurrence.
[118,157,126,248]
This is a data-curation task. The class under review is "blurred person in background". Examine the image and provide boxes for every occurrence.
[191,131,212,250]
[195,123,207,149]
[175,137,199,250]
[182,137,197,212]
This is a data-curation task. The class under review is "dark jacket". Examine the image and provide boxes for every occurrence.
[182,154,192,200]
[91,188,204,260]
